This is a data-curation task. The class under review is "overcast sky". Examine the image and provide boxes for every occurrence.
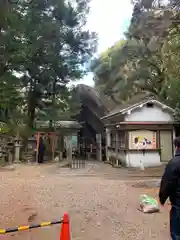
[75,0,133,86]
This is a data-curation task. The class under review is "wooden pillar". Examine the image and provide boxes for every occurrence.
[125,131,129,148]
[35,132,40,163]
[51,132,55,161]
[66,135,72,166]
[156,130,160,148]
[59,134,64,161]
[173,128,176,156]
[96,134,102,161]
[106,128,110,162]
[115,131,119,166]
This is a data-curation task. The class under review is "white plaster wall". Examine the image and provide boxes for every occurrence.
[126,151,161,167]
[125,105,173,122]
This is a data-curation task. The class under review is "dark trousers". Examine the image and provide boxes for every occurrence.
[38,152,44,163]
[170,207,180,239]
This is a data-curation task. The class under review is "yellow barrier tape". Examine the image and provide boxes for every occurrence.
[0,219,63,234]
[40,222,52,227]
[18,226,29,231]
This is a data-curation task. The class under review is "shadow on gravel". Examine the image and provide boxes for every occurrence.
[129,175,162,178]
[0,164,16,172]
[132,180,160,188]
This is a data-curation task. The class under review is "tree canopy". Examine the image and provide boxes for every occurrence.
[91,0,180,118]
[0,0,97,132]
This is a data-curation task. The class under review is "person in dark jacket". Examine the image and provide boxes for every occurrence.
[159,136,180,240]
[38,136,45,163]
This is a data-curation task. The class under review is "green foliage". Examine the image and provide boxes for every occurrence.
[92,38,165,103]
[36,86,81,123]
[91,0,180,121]
[0,0,97,130]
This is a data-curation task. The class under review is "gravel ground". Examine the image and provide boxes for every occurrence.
[0,162,169,240]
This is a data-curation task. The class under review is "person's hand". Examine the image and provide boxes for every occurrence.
[158,199,164,207]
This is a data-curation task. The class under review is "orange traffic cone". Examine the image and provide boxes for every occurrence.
[60,213,70,240]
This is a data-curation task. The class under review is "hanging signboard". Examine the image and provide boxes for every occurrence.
[129,130,156,149]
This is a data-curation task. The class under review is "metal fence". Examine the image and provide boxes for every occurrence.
[71,159,86,169]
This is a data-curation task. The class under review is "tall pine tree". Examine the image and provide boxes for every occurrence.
[0,0,97,128]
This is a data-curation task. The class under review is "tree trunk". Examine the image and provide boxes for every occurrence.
[27,91,37,128]
[49,79,57,129]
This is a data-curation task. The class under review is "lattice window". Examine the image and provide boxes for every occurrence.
[110,132,116,148]
[110,131,126,148]
[118,131,126,148]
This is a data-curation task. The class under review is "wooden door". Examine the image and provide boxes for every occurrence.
[160,130,173,162]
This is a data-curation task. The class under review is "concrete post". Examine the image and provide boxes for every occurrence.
[14,142,21,163]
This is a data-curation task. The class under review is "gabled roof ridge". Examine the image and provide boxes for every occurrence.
[121,99,174,113]
[102,97,174,120]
